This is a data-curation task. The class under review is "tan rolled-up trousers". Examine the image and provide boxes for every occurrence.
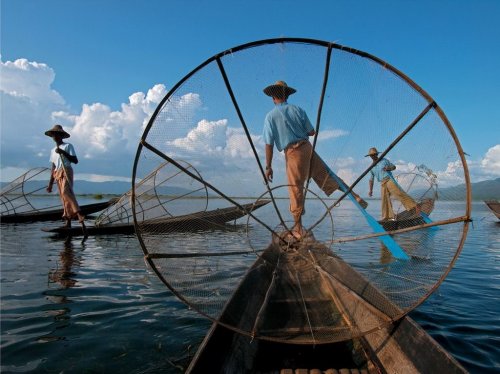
[381,178,417,220]
[284,141,340,222]
[54,167,84,222]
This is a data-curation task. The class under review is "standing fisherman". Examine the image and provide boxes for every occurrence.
[45,124,86,232]
[263,81,367,239]
[366,147,419,221]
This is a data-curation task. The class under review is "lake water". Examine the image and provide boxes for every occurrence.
[1,199,498,373]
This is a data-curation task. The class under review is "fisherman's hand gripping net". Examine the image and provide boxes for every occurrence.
[132,38,471,344]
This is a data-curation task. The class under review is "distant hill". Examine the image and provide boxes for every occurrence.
[3,176,498,200]
[75,180,131,195]
[0,179,207,197]
[439,177,500,201]
[0,179,130,196]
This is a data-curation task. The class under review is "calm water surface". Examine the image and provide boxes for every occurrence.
[1,200,499,373]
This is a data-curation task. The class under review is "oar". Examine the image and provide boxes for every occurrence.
[57,147,88,241]
[324,166,410,260]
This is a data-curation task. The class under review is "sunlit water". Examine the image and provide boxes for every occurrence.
[1,199,498,373]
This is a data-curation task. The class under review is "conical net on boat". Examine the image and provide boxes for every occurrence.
[1,167,55,216]
[94,161,208,227]
[132,38,471,344]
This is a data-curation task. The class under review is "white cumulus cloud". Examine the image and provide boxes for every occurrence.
[1,56,498,195]
[0,58,64,104]
[0,55,170,180]
[171,119,228,153]
[316,129,349,141]
[480,145,500,175]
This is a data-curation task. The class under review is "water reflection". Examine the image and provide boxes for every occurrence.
[48,236,81,289]
[36,237,84,343]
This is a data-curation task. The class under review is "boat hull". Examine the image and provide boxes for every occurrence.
[484,200,500,220]
[186,239,466,373]
[378,198,434,230]
[42,200,270,237]
[1,199,117,223]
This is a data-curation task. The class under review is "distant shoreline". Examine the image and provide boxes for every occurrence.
[17,193,498,202]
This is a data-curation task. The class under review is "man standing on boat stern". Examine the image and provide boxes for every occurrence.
[262,81,367,239]
[45,124,86,230]
[366,147,419,221]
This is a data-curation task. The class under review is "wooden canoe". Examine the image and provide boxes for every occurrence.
[1,198,118,224]
[42,199,270,237]
[484,200,500,220]
[378,198,435,231]
[186,236,466,374]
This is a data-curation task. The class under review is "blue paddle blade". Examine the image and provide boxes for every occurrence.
[324,165,410,260]
[420,211,439,230]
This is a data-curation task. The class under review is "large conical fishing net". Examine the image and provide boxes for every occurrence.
[132,38,471,344]
[1,167,54,216]
[95,161,208,227]
[96,160,267,232]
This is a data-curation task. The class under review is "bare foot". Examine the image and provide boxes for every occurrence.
[291,225,308,240]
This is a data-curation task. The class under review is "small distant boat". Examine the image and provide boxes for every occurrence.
[484,200,500,220]
[378,198,435,231]
[42,200,270,237]
[1,198,118,224]
[186,237,466,373]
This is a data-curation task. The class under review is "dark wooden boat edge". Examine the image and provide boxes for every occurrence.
[187,313,466,374]
[378,198,435,230]
[484,200,500,220]
[186,240,467,374]
[41,199,270,237]
[1,198,119,224]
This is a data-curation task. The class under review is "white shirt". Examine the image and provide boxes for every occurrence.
[49,142,76,170]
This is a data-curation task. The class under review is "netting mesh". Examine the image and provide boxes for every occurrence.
[95,161,209,226]
[132,39,470,344]
[1,167,55,216]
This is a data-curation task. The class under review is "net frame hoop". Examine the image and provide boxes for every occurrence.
[131,37,472,340]
[132,36,471,231]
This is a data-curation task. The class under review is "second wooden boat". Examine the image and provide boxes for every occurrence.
[378,198,435,231]
[42,200,270,236]
[484,200,500,220]
[1,198,118,223]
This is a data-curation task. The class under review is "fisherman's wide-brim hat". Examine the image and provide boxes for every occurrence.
[45,124,70,139]
[263,80,297,97]
[365,147,380,157]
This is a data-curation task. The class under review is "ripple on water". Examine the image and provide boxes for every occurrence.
[1,201,499,373]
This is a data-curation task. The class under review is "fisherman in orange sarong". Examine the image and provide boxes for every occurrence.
[45,124,86,230]
[262,81,367,240]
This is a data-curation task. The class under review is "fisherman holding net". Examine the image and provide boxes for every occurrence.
[366,147,420,221]
[45,124,86,232]
[263,81,367,240]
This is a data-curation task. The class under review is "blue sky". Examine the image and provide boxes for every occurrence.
[1,0,499,188]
